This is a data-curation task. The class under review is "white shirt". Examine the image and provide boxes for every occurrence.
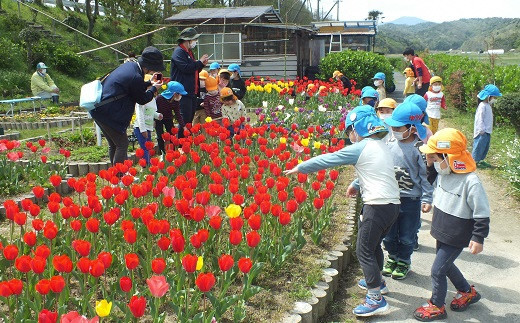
[134,98,160,132]
[473,101,493,138]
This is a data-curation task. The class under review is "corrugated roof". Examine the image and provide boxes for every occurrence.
[165,6,281,22]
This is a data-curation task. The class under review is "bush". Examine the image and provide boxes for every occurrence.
[0,70,31,97]
[0,38,25,69]
[319,50,395,89]
[32,40,89,76]
[387,56,407,71]
[0,14,27,34]
[494,92,520,134]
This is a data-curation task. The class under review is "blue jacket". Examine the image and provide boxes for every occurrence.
[90,61,156,133]
[170,46,204,95]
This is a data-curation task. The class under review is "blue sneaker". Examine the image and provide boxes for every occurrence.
[353,295,389,316]
[357,279,389,294]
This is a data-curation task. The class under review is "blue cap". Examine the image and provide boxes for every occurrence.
[161,81,187,99]
[227,63,241,74]
[477,84,502,100]
[403,94,429,125]
[345,105,388,138]
[373,72,386,81]
[384,102,427,140]
[209,62,220,70]
[360,86,379,99]
[36,62,48,69]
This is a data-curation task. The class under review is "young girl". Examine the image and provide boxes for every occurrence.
[415,128,489,322]
[220,87,246,137]
[472,84,501,168]
[360,86,379,108]
[285,106,400,317]
[134,75,163,165]
[423,76,446,134]
[403,67,415,97]
[155,81,187,153]
[227,63,246,100]
[203,76,222,120]
[373,72,386,100]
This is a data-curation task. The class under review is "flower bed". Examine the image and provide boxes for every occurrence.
[0,119,349,322]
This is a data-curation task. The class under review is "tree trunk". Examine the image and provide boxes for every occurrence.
[163,0,172,19]
[85,0,97,36]
[34,0,43,6]
[56,0,64,10]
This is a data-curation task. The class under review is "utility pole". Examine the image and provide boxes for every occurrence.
[337,0,340,21]
[317,0,320,21]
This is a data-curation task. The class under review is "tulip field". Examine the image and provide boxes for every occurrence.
[0,88,356,323]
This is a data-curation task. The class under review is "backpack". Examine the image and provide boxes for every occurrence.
[79,69,126,111]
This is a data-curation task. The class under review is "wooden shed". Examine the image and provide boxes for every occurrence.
[165,6,313,79]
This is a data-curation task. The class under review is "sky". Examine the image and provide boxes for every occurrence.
[315,0,520,23]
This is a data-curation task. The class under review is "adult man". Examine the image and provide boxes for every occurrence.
[402,48,431,97]
[31,62,60,103]
[89,46,164,165]
[170,27,210,136]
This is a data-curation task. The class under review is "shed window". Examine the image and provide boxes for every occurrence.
[198,33,242,62]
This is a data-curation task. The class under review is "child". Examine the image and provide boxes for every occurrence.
[332,70,352,94]
[134,75,163,165]
[208,62,220,78]
[424,76,446,134]
[193,70,208,125]
[403,67,415,97]
[285,105,400,317]
[218,69,231,91]
[404,94,433,144]
[155,81,187,152]
[373,72,386,100]
[203,76,222,120]
[472,84,501,168]
[381,102,433,280]
[360,86,379,108]
[376,98,397,143]
[228,64,246,100]
[220,87,246,137]
[414,128,489,322]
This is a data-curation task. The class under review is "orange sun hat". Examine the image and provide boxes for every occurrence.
[419,128,476,173]
[220,87,237,102]
[205,76,218,91]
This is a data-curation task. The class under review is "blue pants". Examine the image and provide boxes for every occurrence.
[472,133,491,163]
[134,128,151,165]
[431,240,470,307]
[383,197,421,264]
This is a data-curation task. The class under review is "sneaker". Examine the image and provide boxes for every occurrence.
[357,279,389,295]
[450,285,481,312]
[353,295,389,317]
[382,258,397,277]
[414,241,420,251]
[391,261,410,280]
[477,161,492,169]
[413,300,447,321]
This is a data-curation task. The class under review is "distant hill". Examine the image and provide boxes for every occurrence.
[376,17,520,54]
[388,16,430,25]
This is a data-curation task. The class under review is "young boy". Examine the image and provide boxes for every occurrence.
[376,98,397,143]
[381,102,433,280]
[208,62,220,78]
[155,81,187,151]
[373,72,386,100]
[403,67,416,97]
[414,128,489,322]
[228,63,246,100]
[220,87,246,137]
[404,94,433,144]
[424,76,446,134]
[203,76,222,120]
[360,86,379,108]
[472,84,501,168]
[285,105,400,317]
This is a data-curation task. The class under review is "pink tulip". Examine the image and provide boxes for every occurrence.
[60,311,99,323]
[146,275,169,298]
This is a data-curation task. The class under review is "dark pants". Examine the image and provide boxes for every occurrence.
[134,128,151,165]
[415,82,430,97]
[431,240,470,307]
[356,204,400,289]
[383,197,421,264]
[179,94,197,138]
[155,118,174,154]
[472,133,491,163]
[95,120,128,165]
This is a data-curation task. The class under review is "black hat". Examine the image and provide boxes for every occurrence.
[138,46,165,71]
[177,27,200,42]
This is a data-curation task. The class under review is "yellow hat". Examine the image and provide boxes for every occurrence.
[403,67,415,77]
[199,70,209,80]
[205,76,218,91]
[378,98,397,109]
[319,85,327,92]
[219,69,231,76]
[430,76,442,84]
[307,83,316,90]
[144,74,153,82]
[419,128,476,173]
[332,70,343,78]
[220,87,237,102]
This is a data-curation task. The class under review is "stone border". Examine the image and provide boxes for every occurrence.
[281,196,360,323]
[0,118,90,131]
[0,132,20,140]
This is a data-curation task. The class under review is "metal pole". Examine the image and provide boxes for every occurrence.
[95,122,102,146]
[337,0,340,21]
[79,117,84,146]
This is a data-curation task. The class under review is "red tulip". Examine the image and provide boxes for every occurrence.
[43,221,58,240]
[98,252,112,269]
[147,275,169,298]
[8,278,23,295]
[89,259,105,277]
[248,214,262,230]
[14,212,27,225]
[209,215,222,230]
[32,219,44,231]
[22,231,36,247]
[157,236,170,251]
[70,220,82,232]
[218,254,234,272]
[3,244,18,260]
[15,255,32,273]
[279,212,291,225]
[31,256,47,274]
[238,257,253,274]
[181,254,198,273]
[170,230,185,253]
[0,281,12,297]
[128,295,146,318]
[77,257,91,274]
[125,253,140,270]
[86,218,100,233]
[52,255,73,273]
[246,231,261,248]
[123,229,137,244]
[38,309,58,323]
[34,244,51,258]
[286,199,298,213]
[30,204,41,217]
[35,279,51,295]
[72,240,91,257]
[313,198,324,210]
[49,175,62,187]
[195,272,216,292]
[229,230,242,245]
[120,276,132,292]
[50,275,65,293]
[151,258,166,274]
[33,186,45,198]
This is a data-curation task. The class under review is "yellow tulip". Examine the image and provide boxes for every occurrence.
[280,137,287,144]
[196,256,203,270]
[95,300,112,317]
[313,141,321,149]
[301,138,309,147]
[205,116,213,123]
[298,159,303,164]
[161,84,167,90]
[293,107,299,112]
[225,204,242,218]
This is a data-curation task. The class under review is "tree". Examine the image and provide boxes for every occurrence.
[367,10,383,21]
[163,0,172,19]
[85,0,99,36]
[56,0,64,10]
